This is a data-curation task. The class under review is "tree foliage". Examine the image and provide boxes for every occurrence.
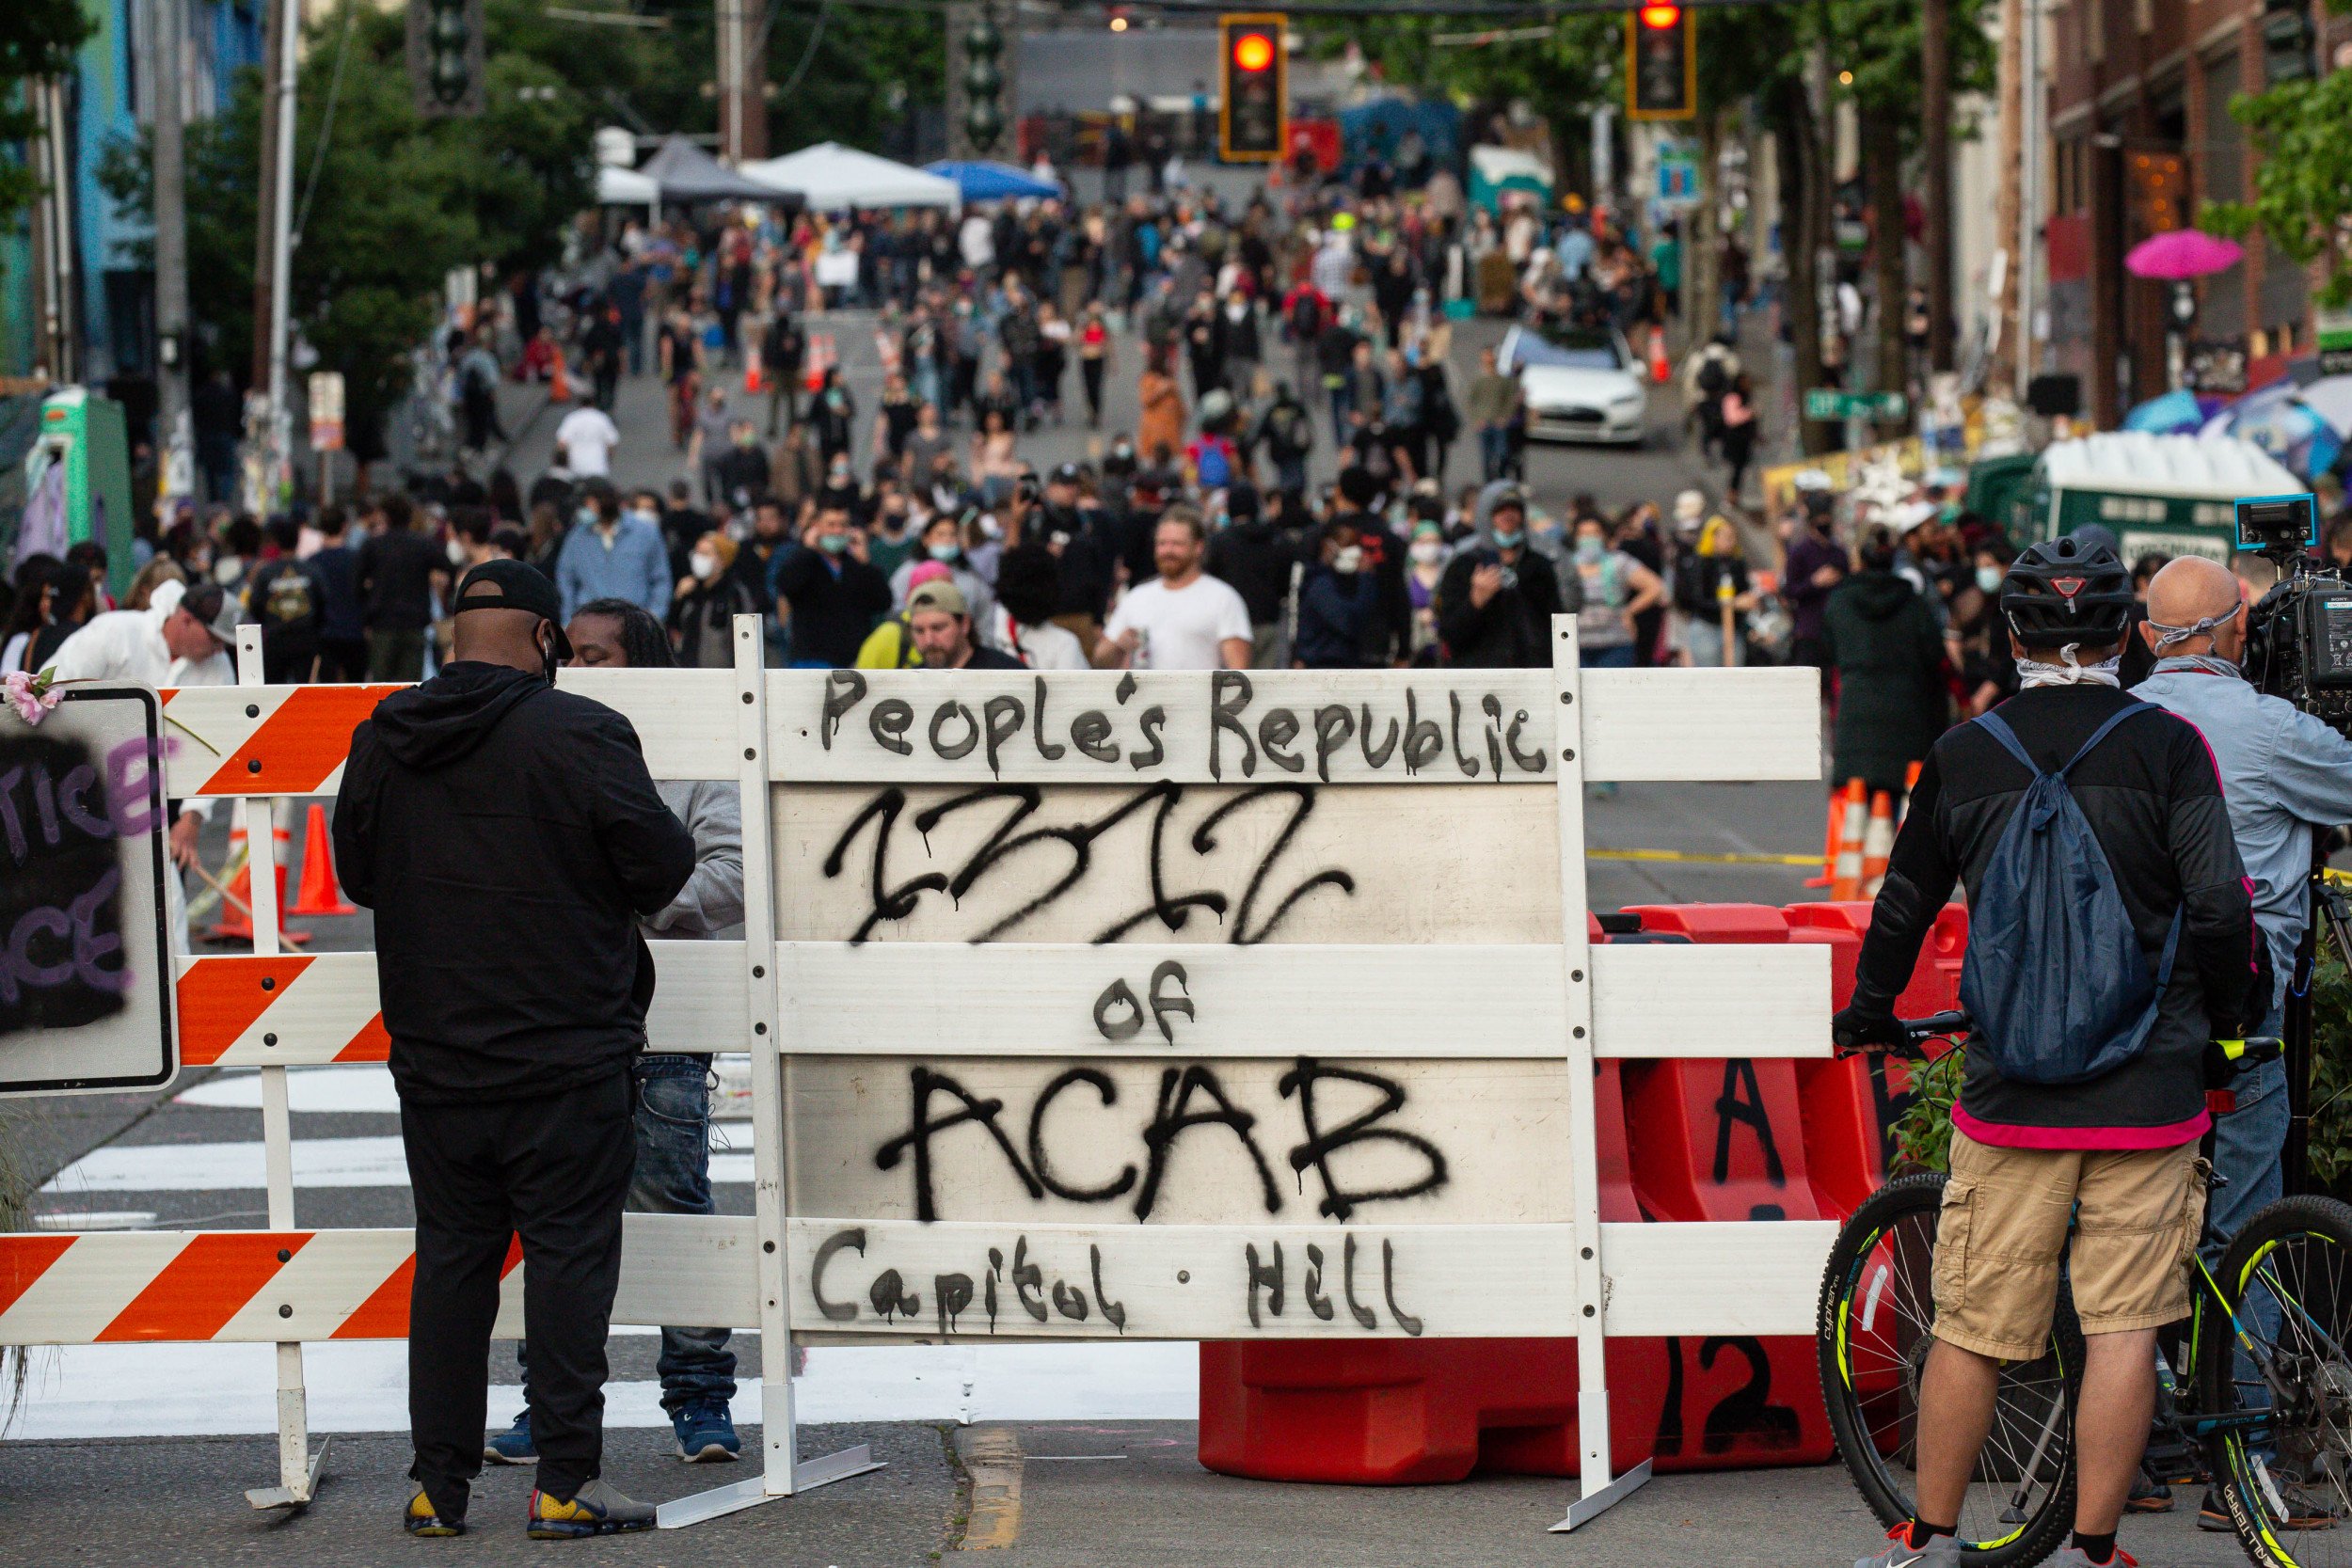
[1,0,97,231]
[2203,60,2352,310]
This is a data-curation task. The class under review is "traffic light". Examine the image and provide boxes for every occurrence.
[1219,14,1287,163]
[962,3,1007,155]
[406,0,485,119]
[2127,150,2185,239]
[1625,3,1695,121]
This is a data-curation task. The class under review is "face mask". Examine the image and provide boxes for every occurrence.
[1333,545,1364,574]
[1112,442,1133,460]
[734,431,756,449]
[1226,302,1247,323]
[1975,565,2004,594]
[1575,538,1606,564]
[1491,527,1523,550]
[577,505,600,529]
[818,532,850,556]
[628,507,659,528]
[1410,540,1443,564]
[979,516,1004,542]
[930,544,961,562]
[447,540,468,566]
[691,551,719,579]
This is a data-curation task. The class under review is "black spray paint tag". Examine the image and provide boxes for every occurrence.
[0,730,132,1034]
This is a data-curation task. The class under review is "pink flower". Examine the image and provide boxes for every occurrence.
[4,668,60,726]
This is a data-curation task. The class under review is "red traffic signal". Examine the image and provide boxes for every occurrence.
[1625,3,1695,120]
[1219,14,1287,162]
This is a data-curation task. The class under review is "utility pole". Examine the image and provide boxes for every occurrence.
[40,79,79,383]
[153,0,193,511]
[1921,0,1954,372]
[1989,0,2021,393]
[251,0,284,393]
[262,0,298,511]
[2015,0,2040,399]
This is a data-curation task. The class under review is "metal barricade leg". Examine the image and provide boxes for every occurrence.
[1547,615,1651,1533]
[659,617,882,1528]
[234,628,326,1511]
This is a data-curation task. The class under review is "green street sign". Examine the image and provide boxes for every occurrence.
[1804,388,1909,421]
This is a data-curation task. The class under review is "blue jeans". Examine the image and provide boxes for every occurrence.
[516,1055,736,1418]
[1581,642,1636,668]
[1479,425,1511,483]
[2205,1004,2287,1425]
[2204,1004,2289,1269]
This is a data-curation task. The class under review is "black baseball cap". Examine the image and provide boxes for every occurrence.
[178,580,243,649]
[454,560,572,657]
[1049,462,1084,486]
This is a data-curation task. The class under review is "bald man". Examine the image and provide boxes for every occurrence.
[336,560,695,1539]
[2137,555,2352,1225]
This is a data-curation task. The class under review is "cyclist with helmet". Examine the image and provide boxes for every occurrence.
[1831,536,2256,1568]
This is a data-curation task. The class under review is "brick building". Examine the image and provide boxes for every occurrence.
[2043,0,2344,427]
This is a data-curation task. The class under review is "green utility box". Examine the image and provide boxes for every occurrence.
[18,388,135,598]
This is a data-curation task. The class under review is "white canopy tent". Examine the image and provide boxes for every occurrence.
[596,165,660,207]
[739,142,961,212]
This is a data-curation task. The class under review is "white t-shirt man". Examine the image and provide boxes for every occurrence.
[553,404,621,478]
[1104,574,1253,671]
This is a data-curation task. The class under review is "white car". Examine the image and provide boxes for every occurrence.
[1500,323,1649,447]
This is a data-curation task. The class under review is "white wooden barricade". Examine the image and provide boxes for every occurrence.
[0,615,1835,1535]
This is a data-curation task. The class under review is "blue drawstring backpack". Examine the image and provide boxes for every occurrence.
[1958,704,2183,1085]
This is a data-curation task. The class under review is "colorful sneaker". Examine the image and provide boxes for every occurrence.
[404,1489,465,1537]
[2125,1473,2173,1513]
[673,1402,741,1464]
[483,1409,534,1465]
[1855,1522,1961,1568]
[527,1478,657,1539]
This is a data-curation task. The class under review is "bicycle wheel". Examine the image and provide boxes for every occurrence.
[2196,1193,2352,1568]
[1818,1172,2081,1566]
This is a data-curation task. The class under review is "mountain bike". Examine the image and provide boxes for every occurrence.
[1817,1011,2352,1568]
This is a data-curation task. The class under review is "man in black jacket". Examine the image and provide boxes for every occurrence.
[1432,483,1577,667]
[769,502,892,667]
[335,560,695,1541]
[1831,538,2253,1568]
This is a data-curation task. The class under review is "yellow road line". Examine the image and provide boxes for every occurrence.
[1586,847,1823,867]
[956,1426,1024,1551]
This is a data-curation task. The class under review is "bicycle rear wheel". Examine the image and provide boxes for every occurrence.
[1817,1172,2082,1566]
[2196,1193,2352,1568]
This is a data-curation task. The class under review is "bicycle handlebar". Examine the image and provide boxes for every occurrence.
[1831,1010,2284,1082]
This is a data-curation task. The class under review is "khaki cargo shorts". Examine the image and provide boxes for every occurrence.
[1931,1128,2207,1361]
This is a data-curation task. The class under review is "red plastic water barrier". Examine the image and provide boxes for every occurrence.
[1197,900,1970,1485]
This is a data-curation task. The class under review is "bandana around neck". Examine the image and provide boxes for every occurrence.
[2016,641,2122,689]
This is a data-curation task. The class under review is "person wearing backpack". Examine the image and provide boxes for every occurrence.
[1252,382,1315,499]
[1831,536,2258,1568]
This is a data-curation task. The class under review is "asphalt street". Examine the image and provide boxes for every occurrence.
[3,311,1857,1563]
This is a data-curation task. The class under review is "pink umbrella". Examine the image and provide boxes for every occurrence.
[2124,229,2245,280]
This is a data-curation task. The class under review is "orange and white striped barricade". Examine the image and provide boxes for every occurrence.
[17,619,1835,1537]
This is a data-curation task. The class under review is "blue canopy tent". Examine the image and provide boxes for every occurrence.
[925,160,1062,202]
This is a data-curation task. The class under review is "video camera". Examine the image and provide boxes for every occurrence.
[2237,493,2352,736]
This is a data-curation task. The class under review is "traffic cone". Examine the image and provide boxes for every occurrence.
[289,802,358,916]
[1861,790,1896,897]
[203,822,312,946]
[1896,760,1923,831]
[1804,791,1842,888]
[1647,324,1671,383]
[205,826,255,943]
[1828,779,1868,900]
[548,348,571,404]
